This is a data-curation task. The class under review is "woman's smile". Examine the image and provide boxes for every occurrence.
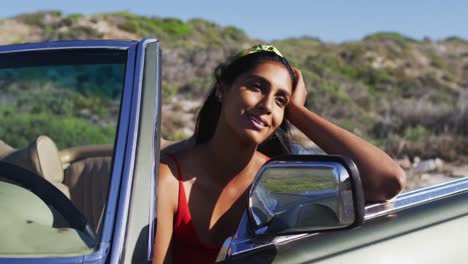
[245,111,269,131]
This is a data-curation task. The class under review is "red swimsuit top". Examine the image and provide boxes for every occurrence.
[165,153,221,264]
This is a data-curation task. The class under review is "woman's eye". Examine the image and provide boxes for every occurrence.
[250,83,263,92]
[275,97,288,107]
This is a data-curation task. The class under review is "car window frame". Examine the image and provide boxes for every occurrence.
[113,39,162,264]
[0,40,139,264]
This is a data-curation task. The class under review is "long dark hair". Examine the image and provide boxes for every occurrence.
[194,50,297,157]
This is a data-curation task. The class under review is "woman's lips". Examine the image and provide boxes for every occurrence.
[246,112,269,130]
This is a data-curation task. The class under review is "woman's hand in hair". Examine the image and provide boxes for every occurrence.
[287,67,307,111]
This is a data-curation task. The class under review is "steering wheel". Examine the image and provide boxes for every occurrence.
[0,160,97,243]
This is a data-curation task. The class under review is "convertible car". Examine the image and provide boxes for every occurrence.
[0,39,467,264]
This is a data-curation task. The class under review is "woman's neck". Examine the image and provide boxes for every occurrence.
[200,123,259,184]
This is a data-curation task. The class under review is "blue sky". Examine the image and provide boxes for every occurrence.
[1,0,466,42]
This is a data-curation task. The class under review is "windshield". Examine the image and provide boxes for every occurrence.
[0,48,126,257]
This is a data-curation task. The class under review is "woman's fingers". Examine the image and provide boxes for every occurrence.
[290,67,307,107]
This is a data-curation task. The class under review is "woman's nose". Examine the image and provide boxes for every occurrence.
[257,94,273,114]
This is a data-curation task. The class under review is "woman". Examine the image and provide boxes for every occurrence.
[154,45,406,263]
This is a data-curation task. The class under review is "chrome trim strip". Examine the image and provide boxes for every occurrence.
[336,164,354,225]
[365,176,468,219]
[0,40,135,53]
[216,236,233,262]
[230,231,313,257]
[223,208,277,259]
[0,256,84,264]
[147,41,162,261]
[108,39,148,264]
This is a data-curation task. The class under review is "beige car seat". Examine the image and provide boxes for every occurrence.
[1,136,70,198]
[1,136,113,233]
[63,155,112,233]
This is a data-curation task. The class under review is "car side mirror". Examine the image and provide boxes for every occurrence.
[249,155,365,235]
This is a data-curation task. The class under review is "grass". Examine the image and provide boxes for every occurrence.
[0,110,115,149]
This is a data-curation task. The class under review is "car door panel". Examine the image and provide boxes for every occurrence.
[226,186,468,263]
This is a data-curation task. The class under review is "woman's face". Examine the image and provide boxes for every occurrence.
[219,61,293,145]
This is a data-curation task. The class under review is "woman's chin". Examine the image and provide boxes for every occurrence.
[240,129,271,146]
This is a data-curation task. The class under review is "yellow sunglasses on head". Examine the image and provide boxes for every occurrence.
[236,44,283,58]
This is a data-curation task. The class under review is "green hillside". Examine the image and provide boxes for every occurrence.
[0,11,467,161]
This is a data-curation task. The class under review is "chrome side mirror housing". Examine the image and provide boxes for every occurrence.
[249,155,364,235]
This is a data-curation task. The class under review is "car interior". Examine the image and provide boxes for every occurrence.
[0,135,113,236]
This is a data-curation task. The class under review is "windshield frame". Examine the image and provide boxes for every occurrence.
[0,39,139,264]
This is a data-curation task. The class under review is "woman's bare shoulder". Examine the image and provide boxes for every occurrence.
[158,155,180,193]
[159,142,198,179]
[161,136,195,154]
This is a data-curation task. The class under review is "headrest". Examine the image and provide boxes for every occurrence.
[0,140,15,158]
[2,135,64,184]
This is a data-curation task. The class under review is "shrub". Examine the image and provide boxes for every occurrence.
[162,81,179,98]
[0,112,115,149]
[115,12,192,38]
[222,26,247,42]
[159,18,192,36]
[444,36,468,43]
[15,10,62,26]
[364,32,417,48]
[403,126,430,141]
[56,26,104,40]
[384,135,468,161]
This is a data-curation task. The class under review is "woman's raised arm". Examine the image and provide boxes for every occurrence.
[287,68,406,202]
